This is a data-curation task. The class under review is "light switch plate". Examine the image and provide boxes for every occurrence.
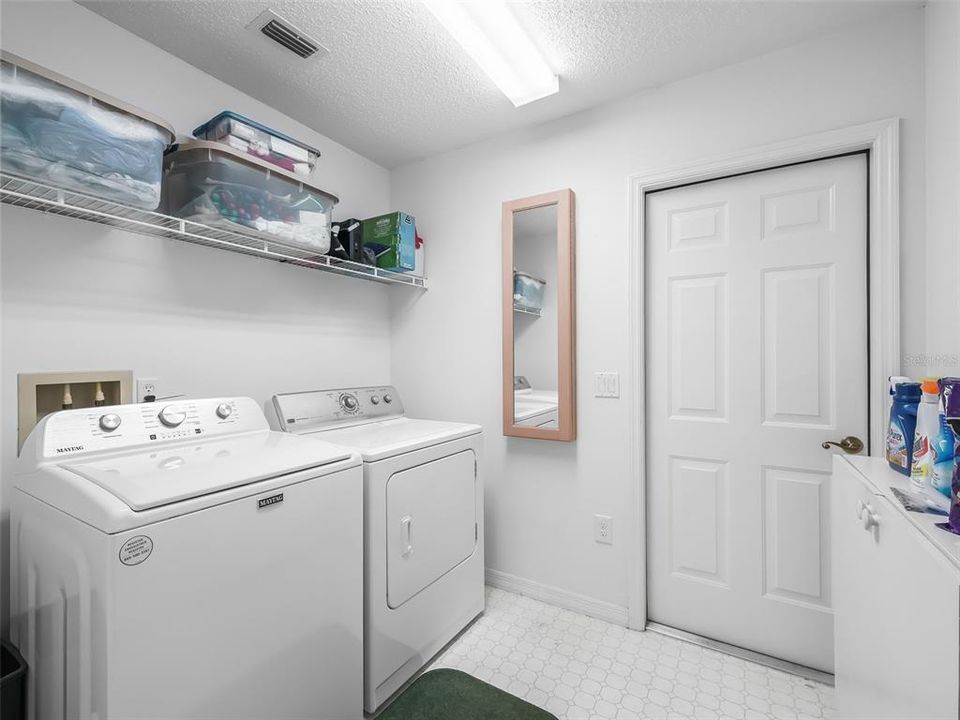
[594,372,620,398]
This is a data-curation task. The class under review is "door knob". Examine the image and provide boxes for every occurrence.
[822,436,864,454]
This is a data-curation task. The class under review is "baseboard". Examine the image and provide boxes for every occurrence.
[485,568,629,627]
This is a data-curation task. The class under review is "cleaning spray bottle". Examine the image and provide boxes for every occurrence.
[911,378,942,490]
[887,378,921,476]
[930,382,956,499]
[937,378,960,533]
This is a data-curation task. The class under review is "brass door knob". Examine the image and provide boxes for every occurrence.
[822,436,864,454]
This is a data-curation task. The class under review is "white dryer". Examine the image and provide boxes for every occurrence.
[273,387,484,713]
[11,397,364,720]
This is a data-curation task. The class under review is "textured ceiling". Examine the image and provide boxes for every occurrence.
[80,0,907,168]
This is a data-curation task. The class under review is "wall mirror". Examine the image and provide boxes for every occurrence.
[502,189,576,441]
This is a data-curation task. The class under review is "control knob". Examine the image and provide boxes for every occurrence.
[383,394,393,404]
[370,395,381,405]
[340,394,359,413]
[158,405,187,428]
[216,403,233,419]
[99,413,122,432]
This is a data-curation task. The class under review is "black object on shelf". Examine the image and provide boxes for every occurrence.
[1,639,26,720]
[330,218,370,264]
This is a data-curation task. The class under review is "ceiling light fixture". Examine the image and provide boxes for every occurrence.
[423,0,558,107]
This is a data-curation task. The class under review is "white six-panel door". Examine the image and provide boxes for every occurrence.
[645,155,869,672]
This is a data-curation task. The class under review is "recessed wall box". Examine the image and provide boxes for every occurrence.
[18,370,133,452]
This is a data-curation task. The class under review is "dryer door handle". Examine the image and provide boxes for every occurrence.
[400,515,413,557]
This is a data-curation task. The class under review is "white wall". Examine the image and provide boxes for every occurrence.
[389,9,926,612]
[0,2,393,632]
[922,1,960,379]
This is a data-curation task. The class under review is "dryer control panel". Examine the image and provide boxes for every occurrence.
[31,397,266,460]
[273,386,404,433]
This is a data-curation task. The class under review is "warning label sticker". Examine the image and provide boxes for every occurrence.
[119,535,153,566]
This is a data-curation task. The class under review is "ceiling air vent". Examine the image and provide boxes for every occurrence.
[248,9,328,60]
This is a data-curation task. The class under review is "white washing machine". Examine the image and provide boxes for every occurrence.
[272,387,484,713]
[11,397,365,720]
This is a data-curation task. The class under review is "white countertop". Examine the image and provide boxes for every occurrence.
[844,455,960,572]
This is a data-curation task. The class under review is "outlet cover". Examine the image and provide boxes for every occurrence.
[594,372,620,398]
[594,514,613,544]
[137,377,159,402]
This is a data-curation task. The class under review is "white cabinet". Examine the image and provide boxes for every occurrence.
[832,456,960,720]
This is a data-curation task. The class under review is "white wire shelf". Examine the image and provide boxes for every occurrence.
[0,173,427,289]
[513,304,542,317]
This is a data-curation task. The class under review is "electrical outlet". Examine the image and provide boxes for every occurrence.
[594,372,620,398]
[137,377,159,402]
[594,514,613,544]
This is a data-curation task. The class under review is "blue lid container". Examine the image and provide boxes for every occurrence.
[193,111,319,175]
[887,382,921,475]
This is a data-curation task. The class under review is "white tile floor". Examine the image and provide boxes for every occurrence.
[430,587,834,720]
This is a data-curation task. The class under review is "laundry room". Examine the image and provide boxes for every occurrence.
[0,1,958,719]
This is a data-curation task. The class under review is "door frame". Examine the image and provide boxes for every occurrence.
[626,118,901,630]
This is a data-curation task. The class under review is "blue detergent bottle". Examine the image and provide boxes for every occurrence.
[939,378,960,533]
[931,410,956,498]
[887,380,921,475]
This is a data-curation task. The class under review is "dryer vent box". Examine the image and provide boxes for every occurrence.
[18,370,133,453]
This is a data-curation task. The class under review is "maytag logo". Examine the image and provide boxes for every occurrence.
[56,445,84,454]
[258,493,284,509]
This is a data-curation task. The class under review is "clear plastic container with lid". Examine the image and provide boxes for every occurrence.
[193,111,319,178]
[0,51,174,210]
[513,271,547,312]
[162,141,338,254]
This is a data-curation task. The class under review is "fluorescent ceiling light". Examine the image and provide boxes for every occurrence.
[423,0,559,107]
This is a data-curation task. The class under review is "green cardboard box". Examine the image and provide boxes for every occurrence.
[362,211,416,272]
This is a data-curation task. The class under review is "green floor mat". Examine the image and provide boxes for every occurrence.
[377,668,558,720]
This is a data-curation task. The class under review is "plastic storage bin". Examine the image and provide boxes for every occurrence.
[0,52,174,210]
[514,271,546,312]
[1,639,26,720]
[163,141,338,253]
[193,111,319,178]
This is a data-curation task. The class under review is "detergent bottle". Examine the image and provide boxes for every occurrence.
[931,405,956,499]
[938,378,960,533]
[887,379,921,476]
[911,378,942,491]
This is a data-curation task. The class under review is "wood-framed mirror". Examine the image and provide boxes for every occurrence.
[502,189,576,441]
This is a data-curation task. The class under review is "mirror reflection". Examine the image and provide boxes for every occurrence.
[512,204,559,429]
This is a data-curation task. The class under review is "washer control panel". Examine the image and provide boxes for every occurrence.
[36,397,262,460]
[273,386,404,433]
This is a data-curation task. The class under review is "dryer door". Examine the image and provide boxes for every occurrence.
[386,449,478,608]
